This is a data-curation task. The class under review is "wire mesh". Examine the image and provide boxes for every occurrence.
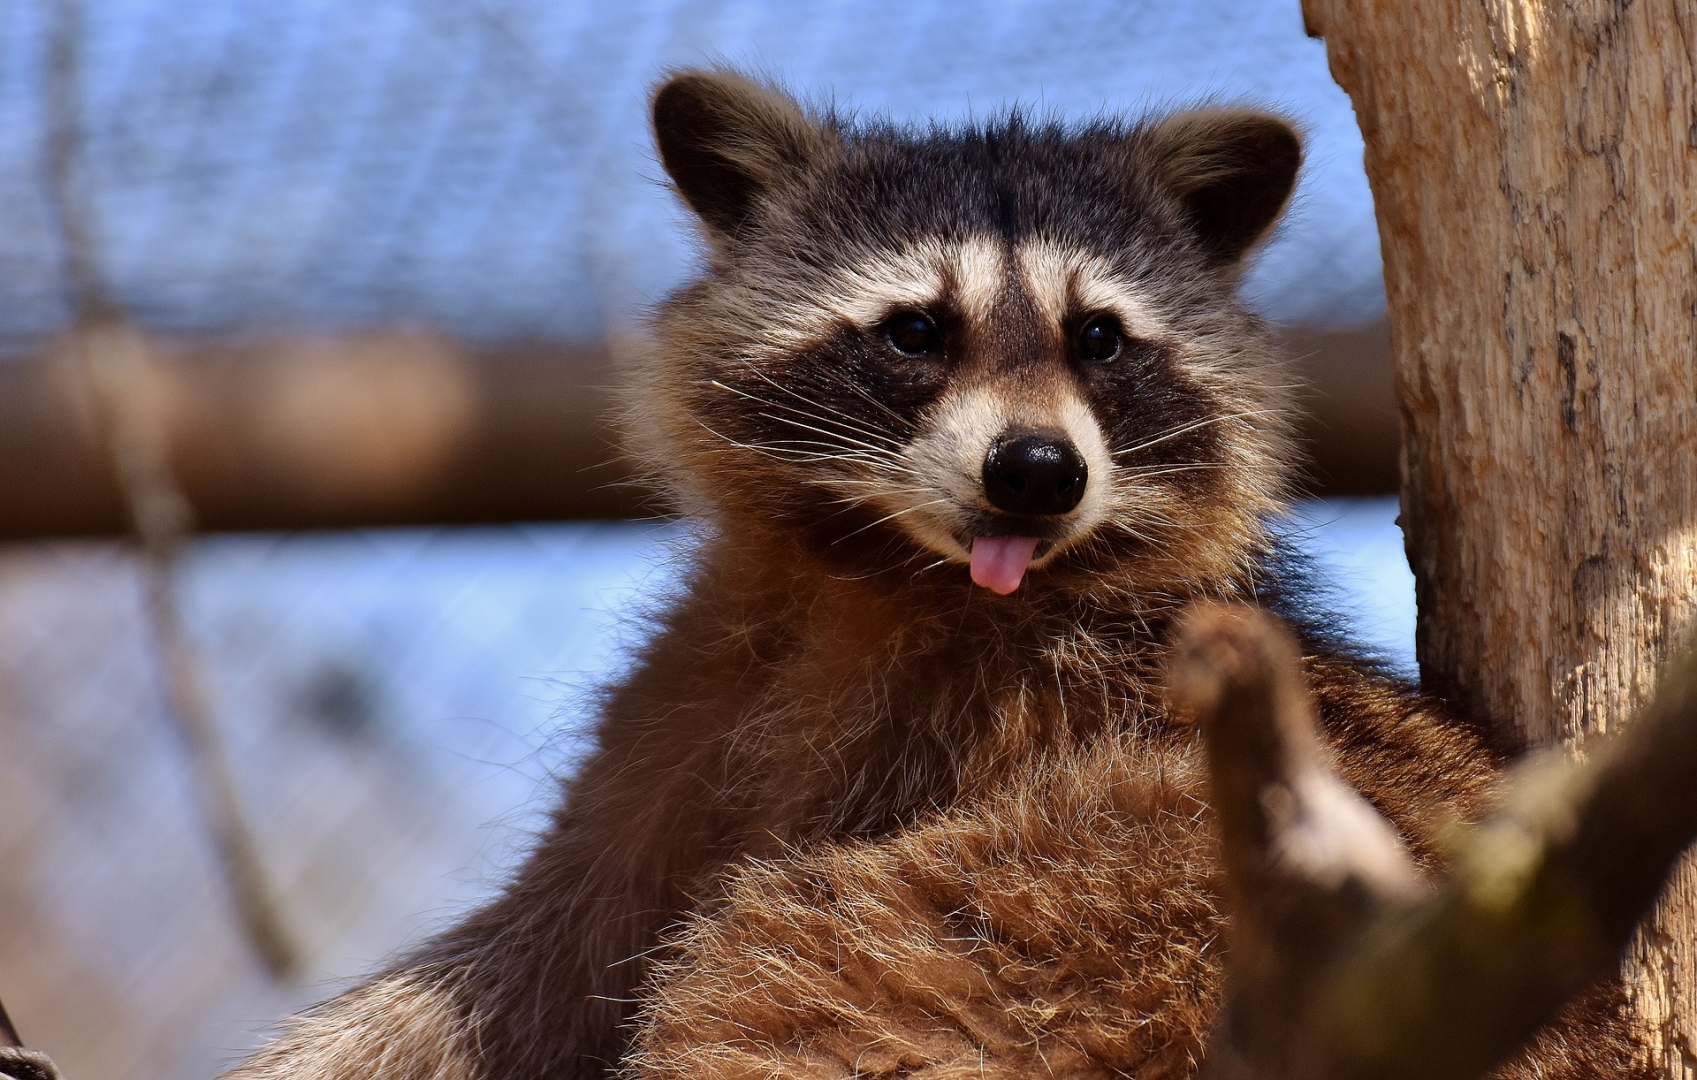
[0,0,1387,359]
[0,2,1409,1076]
[0,521,689,1077]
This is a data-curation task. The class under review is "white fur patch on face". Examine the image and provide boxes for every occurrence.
[814,241,949,328]
[891,381,1113,563]
[1015,239,1169,341]
[756,235,1168,366]
[759,238,1010,353]
[950,235,1007,325]
[905,385,1009,516]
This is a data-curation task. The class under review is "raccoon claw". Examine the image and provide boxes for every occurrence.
[969,536,1040,594]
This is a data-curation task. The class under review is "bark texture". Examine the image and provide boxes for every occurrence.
[1300,1,1697,1074]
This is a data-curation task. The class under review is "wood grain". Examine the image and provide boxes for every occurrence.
[1300,0,1697,1073]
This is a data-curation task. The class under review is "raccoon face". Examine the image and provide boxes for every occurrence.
[646,71,1301,597]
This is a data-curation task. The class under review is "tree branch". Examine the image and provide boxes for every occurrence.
[1172,604,1697,1080]
[38,0,297,979]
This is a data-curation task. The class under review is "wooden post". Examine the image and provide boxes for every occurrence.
[1299,1,1697,1074]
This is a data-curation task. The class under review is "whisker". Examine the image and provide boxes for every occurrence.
[694,421,900,471]
[803,480,933,495]
[754,411,906,457]
[707,379,912,465]
[712,378,905,453]
[832,499,953,545]
[810,487,936,510]
[1111,410,1274,459]
[698,428,919,477]
[825,373,913,428]
[913,553,959,575]
[750,369,910,436]
[762,442,916,472]
[1115,461,1230,479]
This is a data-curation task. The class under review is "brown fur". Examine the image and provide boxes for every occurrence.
[231,974,475,1079]
[224,72,1648,1080]
[625,661,1647,1080]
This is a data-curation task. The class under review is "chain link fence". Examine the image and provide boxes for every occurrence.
[0,521,688,1076]
[0,2,1410,1076]
[0,0,1385,355]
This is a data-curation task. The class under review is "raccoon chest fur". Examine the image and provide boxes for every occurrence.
[636,536,1180,854]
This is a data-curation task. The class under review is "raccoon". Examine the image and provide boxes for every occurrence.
[224,71,1644,1080]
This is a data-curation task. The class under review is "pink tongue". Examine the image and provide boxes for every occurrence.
[969,536,1041,595]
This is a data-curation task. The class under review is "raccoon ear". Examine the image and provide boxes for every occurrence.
[652,70,829,240]
[1143,109,1303,265]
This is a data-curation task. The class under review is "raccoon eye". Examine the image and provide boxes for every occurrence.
[883,311,942,356]
[1076,315,1124,363]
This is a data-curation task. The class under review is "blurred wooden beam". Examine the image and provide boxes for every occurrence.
[1277,320,1398,496]
[0,330,645,538]
[0,322,1394,540]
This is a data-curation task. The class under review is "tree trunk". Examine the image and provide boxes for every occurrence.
[1298,1,1697,1074]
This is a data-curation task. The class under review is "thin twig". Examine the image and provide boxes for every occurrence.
[38,0,298,979]
[0,997,20,1049]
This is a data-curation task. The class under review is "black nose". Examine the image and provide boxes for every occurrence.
[982,433,1088,516]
